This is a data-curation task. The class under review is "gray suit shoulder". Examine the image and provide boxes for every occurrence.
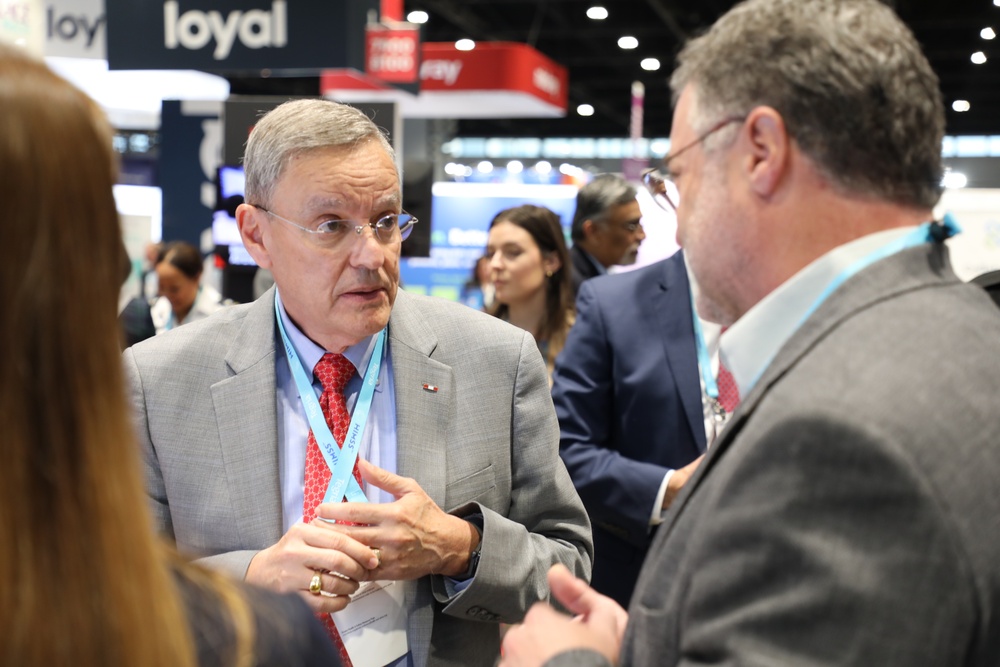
[394,290,530,347]
[128,300,260,371]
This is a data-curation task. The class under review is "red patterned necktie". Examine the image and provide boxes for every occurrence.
[716,327,740,414]
[303,352,361,666]
[716,361,740,414]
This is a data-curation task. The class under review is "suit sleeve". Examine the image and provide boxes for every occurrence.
[124,347,174,541]
[436,331,594,622]
[552,280,673,548]
[653,414,975,666]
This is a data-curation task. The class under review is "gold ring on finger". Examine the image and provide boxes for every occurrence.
[372,547,382,568]
[309,571,323,596]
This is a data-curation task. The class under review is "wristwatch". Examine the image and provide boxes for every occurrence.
[462,513,484,579]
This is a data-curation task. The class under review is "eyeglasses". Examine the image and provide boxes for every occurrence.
[621,220,643,233]
[608,220,643,234]
[642,115,746,211]
[251,204,417,247]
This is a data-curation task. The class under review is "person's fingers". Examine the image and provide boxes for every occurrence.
[547,564,601,616]
[305,521,380,571]
[357,458,417,497]
[316,500,385,527]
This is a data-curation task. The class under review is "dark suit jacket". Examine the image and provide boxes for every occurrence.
[570,244,606,297]
[553,241,1000,666]
[552,251,705,607]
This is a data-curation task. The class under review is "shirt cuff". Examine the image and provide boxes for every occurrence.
[650,470,675,526]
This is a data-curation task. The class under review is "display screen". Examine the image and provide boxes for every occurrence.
[213,165,256,266]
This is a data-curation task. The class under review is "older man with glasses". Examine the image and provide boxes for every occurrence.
[125,98,592,667]
[502,0,1000,665]
[568,173,646,296]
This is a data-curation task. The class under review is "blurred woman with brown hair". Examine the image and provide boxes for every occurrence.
[0,44,337,667]
[486,204,575,379]
[151,240,229,333]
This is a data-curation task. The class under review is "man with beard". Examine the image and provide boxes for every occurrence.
[501,0,1000,665]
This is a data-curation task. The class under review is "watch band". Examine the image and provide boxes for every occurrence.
[462,513,484,579]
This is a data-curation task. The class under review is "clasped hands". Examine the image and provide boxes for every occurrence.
[246,459,480,613]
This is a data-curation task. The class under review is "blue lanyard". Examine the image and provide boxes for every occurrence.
[690,300,720,402]
[274,298,385,505]
[798,216,960,326]
[749,215,961,389]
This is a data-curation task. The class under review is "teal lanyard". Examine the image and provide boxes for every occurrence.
[690,298,729,426]
[800,216,960,326]
[749,215,961,389]
[274,298,385,505]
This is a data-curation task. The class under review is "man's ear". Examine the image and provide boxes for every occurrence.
[236,203,274,269]
[743,106,789,198]
[581,218,600,241]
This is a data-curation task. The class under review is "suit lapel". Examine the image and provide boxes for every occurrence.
[657,242,958,537]
[211,289,283,547]
[651,252,708,451]
[387,291,454,510]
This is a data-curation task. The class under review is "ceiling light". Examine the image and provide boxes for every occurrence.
[618,36,638,50]
[455,39,475,51]
[406,10,429,24]
[982,27,996,40]
[641,58,661,71]
[587,6,608,20]
[535,160,552,175]
[577,104,595,116]
[942,171,968,189]
[507,160,524,174]
[971,51,987,64]
[953,99,971,112]
[477,160,493,173]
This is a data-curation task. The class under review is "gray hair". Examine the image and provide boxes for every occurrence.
[670,0,944,210]
[243,99,396,208]
[571,173,638,242]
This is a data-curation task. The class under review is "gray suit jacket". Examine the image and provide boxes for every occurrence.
[552,242,1000,666]
[125,289,593,667]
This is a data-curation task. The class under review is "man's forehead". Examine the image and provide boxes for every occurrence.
[296,191,402,213]
[670,85,700,140]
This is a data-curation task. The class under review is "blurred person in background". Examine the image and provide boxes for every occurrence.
[568,174,645,296]
[459,254,495,311]
[152,240,228,333]
[0,43,336,667]
[487,204,575,379]
[119,248,156,348]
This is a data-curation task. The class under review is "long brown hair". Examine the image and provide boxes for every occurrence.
[487,205,575,373]
[0,45,252,666]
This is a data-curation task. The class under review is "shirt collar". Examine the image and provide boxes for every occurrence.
[275,289,378,378]
[721,226,917,397]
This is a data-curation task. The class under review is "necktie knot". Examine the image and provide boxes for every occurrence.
[313,352,355,395]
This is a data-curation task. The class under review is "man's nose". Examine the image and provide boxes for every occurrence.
[349,226,388,269]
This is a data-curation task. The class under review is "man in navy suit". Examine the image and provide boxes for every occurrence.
[552,249,709,607]
[568,174,647,297]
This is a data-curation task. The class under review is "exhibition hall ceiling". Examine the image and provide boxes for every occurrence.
[410,0,1000,139]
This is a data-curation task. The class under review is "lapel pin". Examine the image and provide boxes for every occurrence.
[422,383,439,393]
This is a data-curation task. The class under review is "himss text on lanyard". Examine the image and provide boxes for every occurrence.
[274,297,385,506]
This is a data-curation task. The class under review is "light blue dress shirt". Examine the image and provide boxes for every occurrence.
[274,290,477,666]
